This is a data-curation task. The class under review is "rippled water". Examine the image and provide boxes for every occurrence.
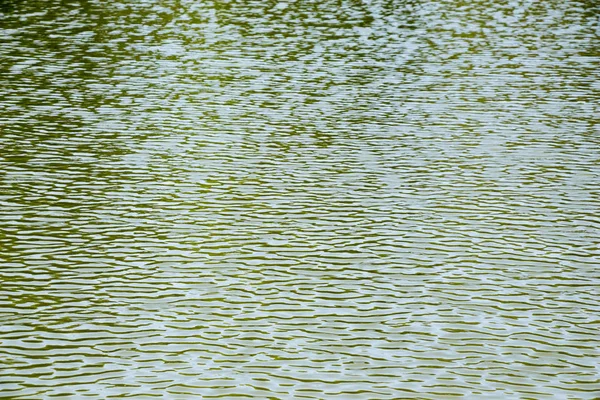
[1,0,599,398]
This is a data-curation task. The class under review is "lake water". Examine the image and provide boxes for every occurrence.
[1,0,599,398]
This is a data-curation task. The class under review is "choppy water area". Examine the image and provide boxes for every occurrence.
[1,0,599,397]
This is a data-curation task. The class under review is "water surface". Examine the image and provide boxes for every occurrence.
[1,0,599,398]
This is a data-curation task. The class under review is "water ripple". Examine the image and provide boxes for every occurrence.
[1,0,600,398]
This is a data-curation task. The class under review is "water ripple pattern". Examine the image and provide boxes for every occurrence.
[1,0,599,398]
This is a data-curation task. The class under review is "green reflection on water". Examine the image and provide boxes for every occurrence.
[1,0,600,398]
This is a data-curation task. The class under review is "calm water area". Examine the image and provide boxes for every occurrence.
[1,0,599,398]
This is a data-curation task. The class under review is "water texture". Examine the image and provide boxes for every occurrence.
[1,0,599,398]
